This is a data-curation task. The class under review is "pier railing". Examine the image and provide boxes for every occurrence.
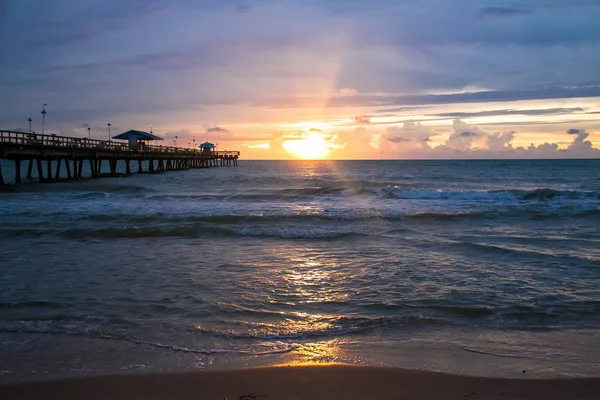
[0,130,240,156]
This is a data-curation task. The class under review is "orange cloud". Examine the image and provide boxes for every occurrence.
[340,88,358,95]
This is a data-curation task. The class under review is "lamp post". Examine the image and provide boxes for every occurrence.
[41,103,47,135]
[27,118,32,133]
[87,126,91,139]
[174,135,178,147]
[107,123,112,141]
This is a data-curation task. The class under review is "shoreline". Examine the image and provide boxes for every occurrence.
[2,364,600,400]
[2,329,600,385]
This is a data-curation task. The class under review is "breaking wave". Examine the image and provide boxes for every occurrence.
[377,187,600,201]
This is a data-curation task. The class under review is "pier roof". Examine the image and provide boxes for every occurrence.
[199,141,215,148]
[112,130,164,141]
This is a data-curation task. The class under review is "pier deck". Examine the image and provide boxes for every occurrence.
[0,130,239,185]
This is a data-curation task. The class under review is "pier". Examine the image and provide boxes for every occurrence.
[0,129,239,185]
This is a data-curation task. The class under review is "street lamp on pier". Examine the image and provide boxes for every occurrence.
[27,118,32,133]
[41,104,47,135]
[87,126,91,139]
[107,123,112,141]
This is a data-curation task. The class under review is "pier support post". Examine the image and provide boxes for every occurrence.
[65,158,72,179]
[27,158,34,179]
[125,159,131,175]
[78,159,84,178]
[46,158,52,182]
[138,159,142,173]
[89,159,97,178]
[36,158,44,182]
[55,158,62,179]
[15,158,21,184]
[110,158,116,176]
[149,159,154,173]
[0,160,4,185]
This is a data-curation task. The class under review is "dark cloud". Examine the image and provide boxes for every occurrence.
[259,86,600,109]
[459,131,478,137]
[234,3,252,13]
[207,126,230,133]
[567,128,581,134]
[79,123,90,129]
[32,1,171,47]
[375,106,429,114]
[387,136,411,143]
[354,116,371,125]
[435,107,586,119]
[478,6,531,18]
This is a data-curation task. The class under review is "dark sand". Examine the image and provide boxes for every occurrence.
[1,364,600,400]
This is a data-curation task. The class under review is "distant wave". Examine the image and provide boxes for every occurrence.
[141,186,600,203]
[50,225,371,240]
[377,187,600,201]
[2,207,598,239]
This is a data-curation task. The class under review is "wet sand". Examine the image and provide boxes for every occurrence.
[1,364,600,400]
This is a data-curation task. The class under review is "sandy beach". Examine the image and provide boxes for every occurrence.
[1,364,600,400]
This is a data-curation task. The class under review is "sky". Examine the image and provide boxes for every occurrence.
[1,0,599,159]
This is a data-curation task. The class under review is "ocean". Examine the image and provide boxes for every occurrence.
[1,159,599,382]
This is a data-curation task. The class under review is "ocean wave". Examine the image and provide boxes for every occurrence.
[0,301,67,310]
[0,320,242,356]
[377,187,600,202]
[48,225,367,240]
[194,314,445,340]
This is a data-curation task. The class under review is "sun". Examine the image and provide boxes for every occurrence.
[283,133,330,159]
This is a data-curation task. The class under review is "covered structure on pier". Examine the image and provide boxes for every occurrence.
[199,141,215,155]
[112,130,163,150]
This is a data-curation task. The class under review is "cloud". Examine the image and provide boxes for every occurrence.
[566,128,595,154]
[340,87,358,95]
[478,7,531,18]
[257,86,600,109]
[32,1,171,47]
[376,119,599,159]
[354,116,371,125]
[207,126,230,133]
[445,120,485,151]
[386,136,411,143]
[486,131,515,151]
[435,107,586,119]
[309,128,322,132]
[330,126,376,158]
[234,3,252,13]
[377,121,437,157]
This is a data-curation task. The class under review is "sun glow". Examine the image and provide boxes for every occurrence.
[283,133,330,159]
